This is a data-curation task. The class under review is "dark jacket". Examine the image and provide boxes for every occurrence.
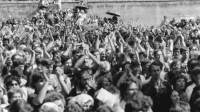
[141,79,172,112]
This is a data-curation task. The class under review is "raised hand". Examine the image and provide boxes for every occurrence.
[42,67,49,82]
[28,46,35,54]
[55,66,64,77]
[87,76,97,89]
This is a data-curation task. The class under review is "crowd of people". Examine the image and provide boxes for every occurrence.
[1,0,200,112]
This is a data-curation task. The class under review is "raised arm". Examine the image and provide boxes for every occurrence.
[55,67,71,95]
[32,67,49,105]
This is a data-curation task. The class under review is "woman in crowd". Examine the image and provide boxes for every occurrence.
[171,74,189,102]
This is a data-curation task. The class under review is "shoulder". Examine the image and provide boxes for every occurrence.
[141,82,153,91]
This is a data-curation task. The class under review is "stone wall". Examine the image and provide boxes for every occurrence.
[1,1,200,26]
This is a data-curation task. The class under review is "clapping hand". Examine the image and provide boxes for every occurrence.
[87,76,97,89]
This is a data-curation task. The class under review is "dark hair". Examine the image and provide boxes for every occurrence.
[35,58,43,65]
[3,38,9,43]
[30,69,44,89]
[41,58,54,68]
[75,68,92,80]
[4,75,20,90]
[61,55,71,65]
[153,50,161,58]
[52,50,60,58]
[119,78,140,99]
[9,99,33,112]
[125,99,143,112]
[171,74,187,88]
[11,54,21,62]
[187,59,199,73]
[148,61,163,73]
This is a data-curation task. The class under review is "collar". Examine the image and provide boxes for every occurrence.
[150,78,163,86]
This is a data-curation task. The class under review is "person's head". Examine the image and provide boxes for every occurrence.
[170,60,181,72]
[170,90,180,104]
[119,78,139,100]
[173,47,181,58]
[64,103,83,112]
[91,49,100,60]
[9,99,33,112]
[41,58,54,74]
[69,94,94,112]
[12,59,25,71]
[4,75,20,90]
[125,99,143,112]
[153,41,160,50]
[5,57,12,66]
[45,91,66,112]
[97,74,112,91]
[181,63,188,74]
[129,53,137,61]
[61,55,72,68]
[76,68,92,87]
[23,48,32,63]
[141,95,153,112]
[7,88,23,104]
[170,101,190,112]
[39,102,60,112]
[72,49,81,60]
[187,59,199,74]
[30,68,46,91]
[130,61,141,76]
[141,59,151,74]
[192,67,200,85]
[99,48,107,61]
[171,74,187,91]
[148,61,163,80]
[181,47,189,59]
[52,51,61,63]
[154,50,162,61]
[3,38,9,47]
[12,54,24,62]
